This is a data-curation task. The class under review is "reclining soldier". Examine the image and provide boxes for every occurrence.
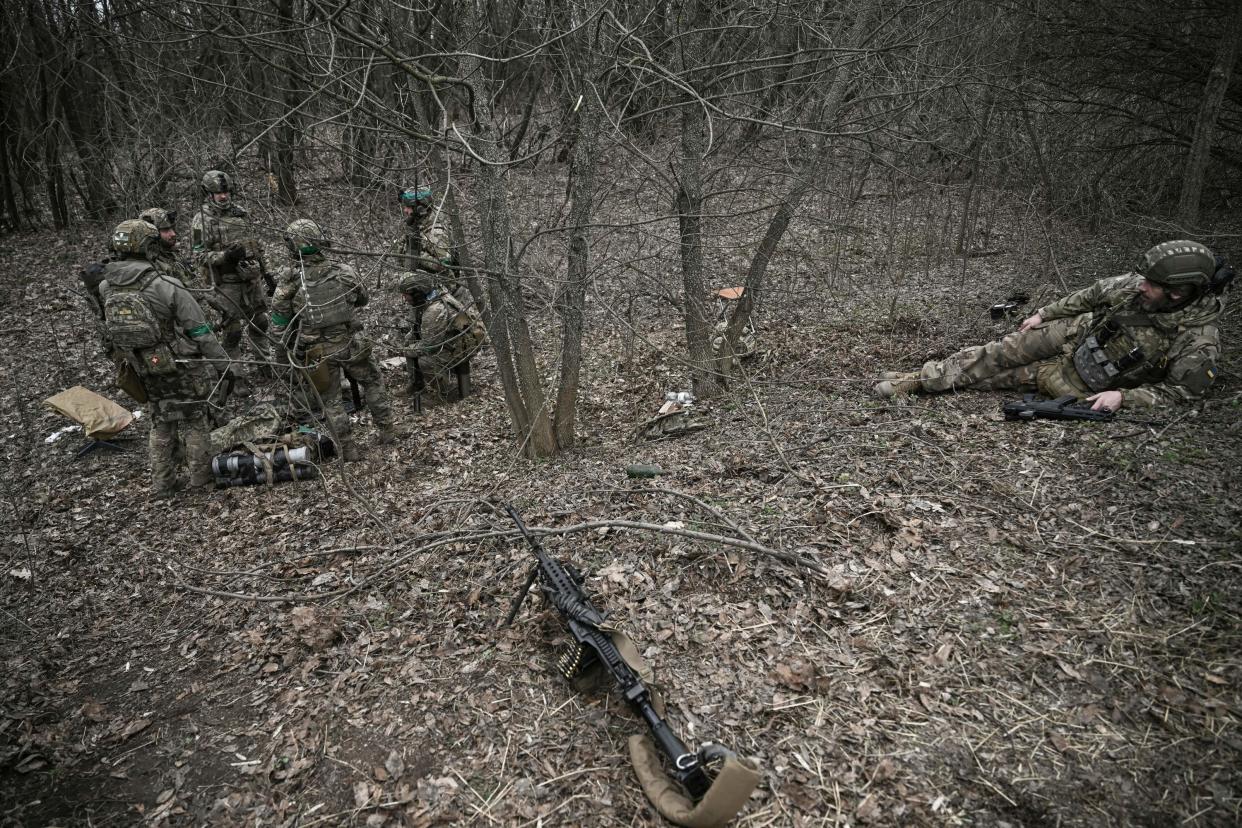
[271,219,401,461]
[875,240,1228,412]
[98,219,232,499]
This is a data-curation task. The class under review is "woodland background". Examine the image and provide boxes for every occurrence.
[1,1,1240,826]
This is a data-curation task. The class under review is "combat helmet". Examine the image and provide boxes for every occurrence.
[138,207,176,230]
[398,185,433,207]
[284,218,331,255]
[1138,240,1215,292]
[110,219,160,258]
[201,170,233,195]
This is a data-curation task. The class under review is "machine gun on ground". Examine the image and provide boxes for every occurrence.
[502,504,760,827]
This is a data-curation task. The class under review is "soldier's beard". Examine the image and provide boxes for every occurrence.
[1140,293,1186,312]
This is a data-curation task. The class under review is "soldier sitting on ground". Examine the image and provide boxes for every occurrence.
[875,240,1230,412]
[271,219,402,461]
[98,219,232,499]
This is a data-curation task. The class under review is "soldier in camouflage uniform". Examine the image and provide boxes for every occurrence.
[271,219,400,461]
[98,220,231,499]
[387,185,478,399]
[875,240,1227,412]
[140,207,196,285]
[191,170,270,393]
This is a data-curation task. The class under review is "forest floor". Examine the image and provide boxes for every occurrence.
[1,177,1239,827]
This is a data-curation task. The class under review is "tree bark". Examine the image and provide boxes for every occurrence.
[719,6,878,382]
[1177,2,1242,228]
[553,13,600,448]
[457,0,558,458]
[675,0,721,399]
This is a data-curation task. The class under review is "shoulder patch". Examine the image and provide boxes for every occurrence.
[1178,359,1217,395]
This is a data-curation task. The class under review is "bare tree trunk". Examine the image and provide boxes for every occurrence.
[1177,2,1242,228]
[719,6,877,381]
[457,1,557,458]
[675,0,720,399]
[553,14,600,448]
[273,0,300,206]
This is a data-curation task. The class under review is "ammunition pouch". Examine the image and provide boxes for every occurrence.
[628,736,761,828]
[302,343,333,392]
[1072,335,1145,392]
[115,358,148,403]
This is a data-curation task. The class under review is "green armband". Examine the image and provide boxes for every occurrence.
[187,323,213,338]
[271,311,291,326]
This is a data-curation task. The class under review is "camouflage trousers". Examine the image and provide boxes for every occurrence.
[404,297,483,397]
[148,396,213,495]
[920,314,1092,397]
[302,336,395,447]
[213,280,270,368]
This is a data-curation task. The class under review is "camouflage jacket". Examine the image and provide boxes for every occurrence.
[271,253,368,343]
[191,201,258,286]
[150,249,201,288]
[99,257,229,366]
[1038,274,1221,407]
[387,212,453,274]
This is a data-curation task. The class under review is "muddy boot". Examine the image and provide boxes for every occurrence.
[375,422,405,445]
[152,478,185,501]
[874,373,923,398]
[341,440,361,462]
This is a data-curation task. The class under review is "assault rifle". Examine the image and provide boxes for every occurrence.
[1003,394,1114,422]
[502,505,760,827]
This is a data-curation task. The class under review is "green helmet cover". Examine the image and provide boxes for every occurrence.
[1138,240,1215,290]
[399,186,433,207]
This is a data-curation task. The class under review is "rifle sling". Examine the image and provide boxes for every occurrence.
[628,735,760,828]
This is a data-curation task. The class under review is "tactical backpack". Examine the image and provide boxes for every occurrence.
[104,269,163,351]
[102,264,179,379]
[297,263,355,330]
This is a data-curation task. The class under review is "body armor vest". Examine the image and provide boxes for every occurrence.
[1072,308,1171,392]
[196,207,252,283]
[295,262,355,331]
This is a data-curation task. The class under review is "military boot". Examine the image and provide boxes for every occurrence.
[341,440,361,462]
[874,373,923,398]
[375,422,406,445]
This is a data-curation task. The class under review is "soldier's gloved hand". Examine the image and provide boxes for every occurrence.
[224,243,248,267]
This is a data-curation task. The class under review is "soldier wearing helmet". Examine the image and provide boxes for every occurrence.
[386,184,480,402]
[98,219,232,499]
[875,240,1228,411]
[271,218,402,460]
[190,170,271,394]
[138,207,201,288]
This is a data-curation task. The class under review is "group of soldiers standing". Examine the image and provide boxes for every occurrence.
[81,171,484,499]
